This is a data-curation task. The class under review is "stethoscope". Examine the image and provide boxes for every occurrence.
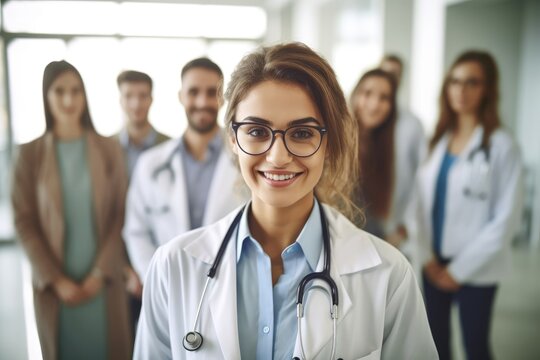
[151,141,184,182]
[182,202,342,360]
[463,143,491,200]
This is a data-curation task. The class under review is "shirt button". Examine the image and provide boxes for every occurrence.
[263,326,270,334]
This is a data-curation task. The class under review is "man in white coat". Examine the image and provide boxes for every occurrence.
[123,58,246,281]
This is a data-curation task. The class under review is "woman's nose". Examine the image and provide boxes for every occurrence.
[266,134,293,166]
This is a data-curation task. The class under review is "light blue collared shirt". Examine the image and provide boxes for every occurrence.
[119,127,159,178]
[236,200,323,360]
[178,131,223,230]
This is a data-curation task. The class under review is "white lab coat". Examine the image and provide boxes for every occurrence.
[407,126,524,285]
[123,137,247,280]
[134,205,438,360]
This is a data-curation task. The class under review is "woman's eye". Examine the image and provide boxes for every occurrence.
[291,128,314,139]
[247,127,270,138]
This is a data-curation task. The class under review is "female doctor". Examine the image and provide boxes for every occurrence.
[407,51,523,360]
[134,43,437,360]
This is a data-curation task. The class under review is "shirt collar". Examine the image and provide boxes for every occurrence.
[119,126,157,150]
[236,199,323,271]
[179,129,223,160]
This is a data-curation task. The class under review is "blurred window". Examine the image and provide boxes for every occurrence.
[4,1,266,39]
[332,3,382,97]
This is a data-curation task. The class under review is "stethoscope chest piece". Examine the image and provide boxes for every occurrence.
[183,331,203,351]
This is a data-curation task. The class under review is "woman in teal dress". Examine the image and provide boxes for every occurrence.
[12,60,132,359]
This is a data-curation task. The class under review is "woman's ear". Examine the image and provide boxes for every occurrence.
[229,132,239,155]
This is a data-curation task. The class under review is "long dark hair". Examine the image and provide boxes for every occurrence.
[430,50,500,151]
[42,60,94,131]
[350,69,397,219]
[224,42,359,220]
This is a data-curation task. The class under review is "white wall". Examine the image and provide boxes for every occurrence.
[517,0,540,248]
[382,0,415,106]
[444,0,524,131]
[410,0,447,134]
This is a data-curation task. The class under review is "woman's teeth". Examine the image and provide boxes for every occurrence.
[263,172,296,181]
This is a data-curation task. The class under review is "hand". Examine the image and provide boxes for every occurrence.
[52,276,86,306]
[386,225,408,248]
[423,258,444,285]
[81,271,104,299]
[124,266,143,299]
[435,269,460,292]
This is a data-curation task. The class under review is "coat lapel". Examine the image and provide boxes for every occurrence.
[86,131,106,241]
[39,132,65,259]
[155,140,190,235]
[292,205,382,359]
[206,221,241,360]
[183,210,242,360]
[421,134,449,238]
[203,150,233,225]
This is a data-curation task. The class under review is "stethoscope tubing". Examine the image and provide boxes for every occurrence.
[151,141,184,182]
[463,143,491,200]
[183,201,339,359]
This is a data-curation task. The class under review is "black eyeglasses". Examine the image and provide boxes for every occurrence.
[231,122,327,157]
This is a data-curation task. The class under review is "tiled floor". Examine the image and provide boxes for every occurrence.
[1,241,539,359]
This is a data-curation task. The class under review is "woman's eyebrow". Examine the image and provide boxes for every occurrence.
[238,116,321,126]
[239,116,271,125]
[289,117,321,126]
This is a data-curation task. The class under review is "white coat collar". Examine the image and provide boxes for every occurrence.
[432,125,484,162]
[183,204,382,359]
[183,204,382,273]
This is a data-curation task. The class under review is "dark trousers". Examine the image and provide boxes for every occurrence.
[130,296,142,339]
[423,273,497,360]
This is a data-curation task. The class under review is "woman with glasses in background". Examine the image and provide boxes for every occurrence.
[408,51,524,360]
[12,60,131,359]
[134,43,436,360]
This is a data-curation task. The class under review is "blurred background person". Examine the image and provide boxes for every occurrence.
[351,68,424,257]
[116,70,169,341]
[379,54,427,245]
[350,69,397,239]
[11,60,132,360]
[116,70,169,178]
[409,51,524,360]
[123,58,247,282]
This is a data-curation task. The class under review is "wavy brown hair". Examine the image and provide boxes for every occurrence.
[224,42,359,220]
[430,50,500,151]
[350,69,397,219]
[43,60,94,131]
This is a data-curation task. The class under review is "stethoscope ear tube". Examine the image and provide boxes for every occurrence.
[296,272,339,308]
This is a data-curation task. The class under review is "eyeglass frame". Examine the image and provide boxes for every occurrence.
[230,121,328,158]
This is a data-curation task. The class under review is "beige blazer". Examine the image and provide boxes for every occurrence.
[11,131,132,360]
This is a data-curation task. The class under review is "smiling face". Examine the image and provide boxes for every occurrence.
[354,76,393,130]
[179,67,222,134]
[47,71,86,129]
[231,80,326,212]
